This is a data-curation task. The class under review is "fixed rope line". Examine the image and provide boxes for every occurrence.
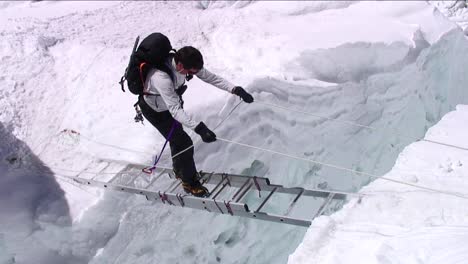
[50,101,243,172]
[79,133,154,155]
[169,100,243,160]
[48,99,468,199]
[32,47,108,160]
[49,101,243,175]
[255,100,468,152]
[255,101,375,130]
[423,139,468,152]
[216,137,468,200]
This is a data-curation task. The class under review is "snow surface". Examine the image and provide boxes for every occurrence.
[1,1,468,263]
[430,0,468,31]
[289,105,468,264]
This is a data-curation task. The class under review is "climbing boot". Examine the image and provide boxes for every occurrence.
[182,180,209,197]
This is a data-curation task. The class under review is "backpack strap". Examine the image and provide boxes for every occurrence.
[139,62,159,97]
[119,36,141,93]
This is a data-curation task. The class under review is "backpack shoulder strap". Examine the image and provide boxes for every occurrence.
[154,52,176,83]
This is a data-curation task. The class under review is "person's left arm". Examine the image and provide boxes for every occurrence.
[195,67,235,92]
[196,68,254,103]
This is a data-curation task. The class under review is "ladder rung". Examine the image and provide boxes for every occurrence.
[235,183,252,202]
[209,175,227,195]
[201,172,215,184]
[126,174,140,185]
[164,179,180,192]
[231,178,251,201]
[144,169,167,189]
[90,162,111,180]
[211,182,229,199]
[169,181,183,193]
[314,193,335,218]
[80,159,354,227]
[284,188,305,216]
[255,187,277,212]
[108,173,122,184]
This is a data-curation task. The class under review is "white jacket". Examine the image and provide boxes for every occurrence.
[143,57,235,130]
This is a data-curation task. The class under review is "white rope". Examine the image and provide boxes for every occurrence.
[255,101,376,130]
[160,100,243,160]
[41,98,468,200]
[255,100,468,152]
[79,133,154,155]
[69,101,244,161]
[216,137,468,200]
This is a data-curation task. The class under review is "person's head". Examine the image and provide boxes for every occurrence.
[174,46,204,74]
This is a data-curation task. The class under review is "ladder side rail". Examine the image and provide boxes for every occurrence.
[204,174,350,199]
[75,175,249,213]
[102,164,143,184]
[235,211,311,227]
[150,194,249,214]
[200,172,270,188]
[73,176,313,227]
[264,186,348,200]
[102,159,164,171]
[100,160,267,186]
[302,189,348,200]
[99,161,285,191]
[73,176,153,198]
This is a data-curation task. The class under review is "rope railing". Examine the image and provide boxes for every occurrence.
[51,128,468,200]
[255,100,468,152]
[216,137,468,200]
[44,98,468,200]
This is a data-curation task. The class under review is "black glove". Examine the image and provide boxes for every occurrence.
[232,86,254,103]
[195,122,216,143]
[175,84,188,96]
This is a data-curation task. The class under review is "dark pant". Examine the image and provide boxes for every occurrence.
[138,96,198,185]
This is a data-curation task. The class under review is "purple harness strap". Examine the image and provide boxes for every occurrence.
[143,121,179,174]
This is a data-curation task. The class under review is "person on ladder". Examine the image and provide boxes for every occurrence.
[138,46,254,197]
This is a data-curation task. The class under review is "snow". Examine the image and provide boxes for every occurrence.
[289,105,468,264]
[1,1,468,263]
[430,0,468,31]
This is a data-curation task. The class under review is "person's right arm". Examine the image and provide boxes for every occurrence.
[150,71,217,142]
[150,71,199,130]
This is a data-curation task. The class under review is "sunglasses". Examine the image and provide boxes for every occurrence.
[187,69,200,75]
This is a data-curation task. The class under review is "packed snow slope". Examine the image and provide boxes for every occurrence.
[289,105,468,264]
[1,1,468,264]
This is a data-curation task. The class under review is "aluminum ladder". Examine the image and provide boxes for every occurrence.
[70,159,350,227]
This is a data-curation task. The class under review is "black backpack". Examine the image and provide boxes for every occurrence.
[119,33,175,95]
